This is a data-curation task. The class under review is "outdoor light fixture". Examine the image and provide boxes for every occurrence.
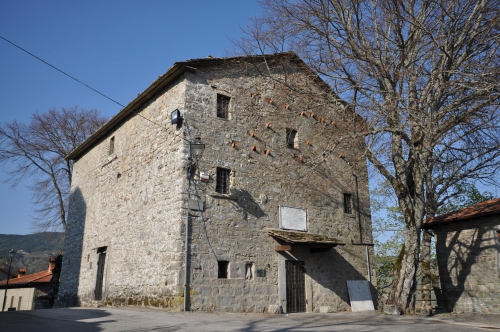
[171,109,182,126]
[190,137,205,158]
[2,249,16,312]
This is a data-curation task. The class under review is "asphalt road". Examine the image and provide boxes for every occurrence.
[1,307,499,332]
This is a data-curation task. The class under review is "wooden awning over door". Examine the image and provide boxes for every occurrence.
[267,228,345,252]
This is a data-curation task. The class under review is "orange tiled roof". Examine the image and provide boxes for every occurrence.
[0,269,52,287]
[423,197,500,228]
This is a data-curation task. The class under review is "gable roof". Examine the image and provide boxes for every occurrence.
[423,197,500,229]
[66,52,340,161]
[0,269,52,287]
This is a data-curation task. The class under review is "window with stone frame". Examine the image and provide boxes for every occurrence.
[218,261,229,279]
[343,193,353,214]
[109,136,115,155]
[216,167,231,194]
[217,94,230,119]
[286,128,298,149]
[245,263,254,280]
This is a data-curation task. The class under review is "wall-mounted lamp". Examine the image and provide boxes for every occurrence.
[171,109,182,128]
[190,137,205,158]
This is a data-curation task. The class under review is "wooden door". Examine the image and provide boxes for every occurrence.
[286,260,306,313]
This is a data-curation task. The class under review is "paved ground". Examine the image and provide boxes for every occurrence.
[1,307,499,332]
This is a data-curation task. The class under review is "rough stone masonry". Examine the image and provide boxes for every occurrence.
[55,53,376,313]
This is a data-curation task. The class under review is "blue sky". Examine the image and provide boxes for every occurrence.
[0,0,262,234]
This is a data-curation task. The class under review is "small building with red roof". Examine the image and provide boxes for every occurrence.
[0,258,57,311]
[423,198,500,314]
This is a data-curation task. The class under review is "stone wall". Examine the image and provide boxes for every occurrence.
[56,76,190,309]
[434,215,500,314]
[57,56,375,313]
[182,61,374,312]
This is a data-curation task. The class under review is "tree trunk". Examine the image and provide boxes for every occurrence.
[388,221,421,314]
[421,230,432,310]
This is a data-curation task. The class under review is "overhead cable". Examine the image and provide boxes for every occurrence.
[0,34,125,108]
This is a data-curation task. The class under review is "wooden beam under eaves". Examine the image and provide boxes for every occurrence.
[275,245,292,252]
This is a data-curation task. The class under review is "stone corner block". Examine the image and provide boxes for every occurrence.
[268,305,283,314]
[228,262,246,279]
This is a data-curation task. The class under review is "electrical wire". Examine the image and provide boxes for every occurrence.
[0,34,125,108]
[0,35,192,143]
[185,119,218,262]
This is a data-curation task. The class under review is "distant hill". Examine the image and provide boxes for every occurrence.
[0,232,64,275]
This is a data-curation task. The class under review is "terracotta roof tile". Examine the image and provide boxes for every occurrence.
[0,269,52,287]
[423,197,500,228]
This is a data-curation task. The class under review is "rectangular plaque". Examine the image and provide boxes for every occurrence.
[279,205,307,231]
[256,269,266,277]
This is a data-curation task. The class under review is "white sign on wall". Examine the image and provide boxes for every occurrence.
[279,206,307,231]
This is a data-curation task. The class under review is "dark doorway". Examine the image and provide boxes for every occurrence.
[94,247,107,300]
[286,260,306,313]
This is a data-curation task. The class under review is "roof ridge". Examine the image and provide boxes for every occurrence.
[424,197,500,228]
[0,269,52,286]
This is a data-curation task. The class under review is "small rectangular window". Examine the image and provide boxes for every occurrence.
[216,167,231,194]
[218,261,229,279]
[10,296,14,308]
[344,193,353,214]
[17,296,22,310]
[109,136,115,155]
[245,263,253,280]
[217,94,230,119]
[286,128,298,149]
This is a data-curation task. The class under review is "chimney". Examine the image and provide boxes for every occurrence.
[18,268,26,278]
[48,258,56,272]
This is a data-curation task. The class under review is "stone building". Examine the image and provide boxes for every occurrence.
[56,53,375,313]
[0,258,58,311]
[423,198,500,314]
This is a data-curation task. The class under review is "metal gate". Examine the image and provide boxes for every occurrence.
[94,247,107,300]
[286,261,306,313]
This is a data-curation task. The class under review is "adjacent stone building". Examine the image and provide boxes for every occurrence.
[423,198,500,314]
[56,53,375,313]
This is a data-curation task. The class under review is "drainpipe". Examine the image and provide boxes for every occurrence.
[352,174,372,283]
[184,210,189,312]
[353,174,363,244]
[183,120,193,312]
[365,246,372,283]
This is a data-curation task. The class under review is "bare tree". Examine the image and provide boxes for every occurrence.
[238,0,500,312]
[0,107,108,232]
